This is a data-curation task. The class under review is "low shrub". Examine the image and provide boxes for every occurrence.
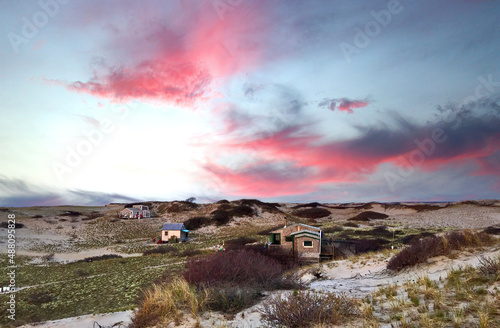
[348,211,388,221]
[239,199,281,213]
[483,225,500,235]
[61,210,82,216]
[231,205,255,217]
[184,216,210,230]
[0,222,25,229]
[406,204,445,212]
[388,235,442,271]
[27,291,57,305]
[211,209,231,226]
[353,238,390,253]
[477,256,500,277]
[205,285,261,313]
[293,207,330,219]
[143,246,179,256]
[32,214,43,218]
[401,232,435,244]
[260,291,358,328]
[76,254,123,263]
[179,249,204,257]
[244,244,298,269]
[218,203,232,211]
[387,230,492,271]
[292,202,323,209]
[225,236,258,250]
[82,211,101,221]
[158,201,198,214]
[184,249,284,288]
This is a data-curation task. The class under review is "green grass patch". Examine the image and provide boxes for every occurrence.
[0,254,183,327]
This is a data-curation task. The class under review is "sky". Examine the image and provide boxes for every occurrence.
[0,0,499,206]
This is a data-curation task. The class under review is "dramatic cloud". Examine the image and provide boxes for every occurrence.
[319,97,369,113]
[61,1,269,106]
[201,97,500,198]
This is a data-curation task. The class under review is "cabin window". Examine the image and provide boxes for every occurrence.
[303,240,313,247]
[271,233,281,245]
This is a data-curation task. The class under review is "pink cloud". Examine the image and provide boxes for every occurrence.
[60,2,268,106]
[197,105,500,198]
[319,97,369,113]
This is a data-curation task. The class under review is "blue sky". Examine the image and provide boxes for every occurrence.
[0,0,499,206]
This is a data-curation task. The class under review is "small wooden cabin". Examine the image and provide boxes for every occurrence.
[120,205,151,219]
[268,222,326,261]
[160,223,189,242]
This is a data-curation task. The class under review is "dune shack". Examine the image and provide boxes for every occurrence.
[268,221,333,262]
[160,223,189,242]
[120,205,151,219]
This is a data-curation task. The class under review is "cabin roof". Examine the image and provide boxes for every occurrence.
[161,223,187,231]
[290,230,321,240]
[270,223,321,234]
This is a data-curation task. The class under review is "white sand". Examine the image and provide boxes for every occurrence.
[19,310,133,328]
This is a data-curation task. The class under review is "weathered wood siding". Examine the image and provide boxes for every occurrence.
[294,235,320,259]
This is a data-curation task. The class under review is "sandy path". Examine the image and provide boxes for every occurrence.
[16,247,142,263]
[19,310,133,328]
[310,246,500,298]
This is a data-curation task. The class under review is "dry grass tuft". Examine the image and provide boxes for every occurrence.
[260,290,358,328]
[130,278,208,328]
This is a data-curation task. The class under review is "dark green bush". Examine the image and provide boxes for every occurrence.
[211,209,231,226]
[293,208,330,219]
[27,291,57,305]
[292,202,322,209]
[76,254,123,263]
[348,211,388,221]
[82,211,101,221]
[231,205,254,217]
[184,216,210,230]
[0,222,25,229]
